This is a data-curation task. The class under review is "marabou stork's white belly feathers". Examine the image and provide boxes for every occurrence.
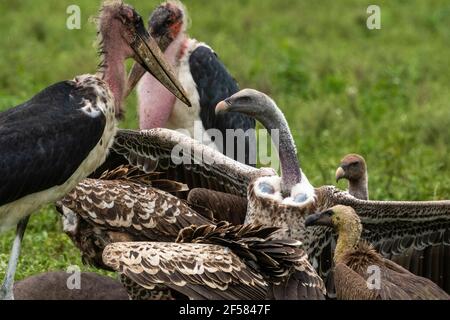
[0,75,117,233]
[165,39,218,150]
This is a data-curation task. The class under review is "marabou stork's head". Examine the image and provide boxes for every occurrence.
[149,1,188,51]
[98,1,190,108]
[125,1,189,98]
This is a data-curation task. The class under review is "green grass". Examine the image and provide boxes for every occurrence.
[1,0,449,280]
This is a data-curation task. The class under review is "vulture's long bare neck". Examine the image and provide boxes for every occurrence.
[348,171,369,200]
[256,99,302,196]
[334,227,361,264]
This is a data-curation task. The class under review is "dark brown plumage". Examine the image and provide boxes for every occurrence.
[99,165,189,193]
[55,141,279,300]
[187,188,248,224]
[305,205,450,300]
[13,272,128,300]
[118,275,187,300]
[103,222,326,300]
[57,167,212,269]
[59,128,275,254]
[56,162,216,301]
[335,154,449,292]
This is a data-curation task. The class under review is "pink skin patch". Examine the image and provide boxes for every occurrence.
[137,33,188,130]
[138,73,176,129]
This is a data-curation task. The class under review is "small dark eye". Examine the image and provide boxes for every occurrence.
[135,15,143,25]
[324,210,334,216]
[234,96,253,107]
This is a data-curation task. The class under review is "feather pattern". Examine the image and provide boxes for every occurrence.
[58,178,211,244]
[119,274,186,300]
[103,222,325,300]
[103,242,268,299]
[0,75,116,232]
[96,128,275,197]
[247,180,450,294]
[336,242,449,300]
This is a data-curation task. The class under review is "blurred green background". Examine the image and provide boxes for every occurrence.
[1,0,449,280]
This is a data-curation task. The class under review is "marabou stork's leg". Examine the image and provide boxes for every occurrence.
[0,216,30,300]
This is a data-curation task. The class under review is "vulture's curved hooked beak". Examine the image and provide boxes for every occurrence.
[215,99,232,115]
[305,210,334,228]
[130,25,191,107]
[335,166,346,183]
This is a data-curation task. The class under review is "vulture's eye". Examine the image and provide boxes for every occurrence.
[237,96,252,105]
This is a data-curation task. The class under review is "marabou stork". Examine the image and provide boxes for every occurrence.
[0,1,189,300]
[126,1,256,166]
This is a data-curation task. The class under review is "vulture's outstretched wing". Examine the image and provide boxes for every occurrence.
[314,186,450,293]
[92,129,274,197]
[103,242,268,300]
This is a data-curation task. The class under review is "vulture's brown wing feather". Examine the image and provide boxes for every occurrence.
[380,257,450,300]
[57,179,212,241]
[338,243,450,300]
[118,274,185,300]
[178,223,326,300]
[187,188,248,224]
[330,189,450,255]
[316,186,450,293]
[99,164,189,193]
[102,242,268,300]
[267,262,326,300]
[334,263,379,300]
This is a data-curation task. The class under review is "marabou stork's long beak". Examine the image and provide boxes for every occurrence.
[130,25,191,107]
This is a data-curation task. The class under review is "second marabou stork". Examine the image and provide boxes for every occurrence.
[0,1,189,300]
[126,1,256,166]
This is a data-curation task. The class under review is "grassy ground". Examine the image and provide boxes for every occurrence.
[1,0,449,280]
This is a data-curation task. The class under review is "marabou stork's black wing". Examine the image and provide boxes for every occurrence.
[189,45,256,166]
[0,80,106,206]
